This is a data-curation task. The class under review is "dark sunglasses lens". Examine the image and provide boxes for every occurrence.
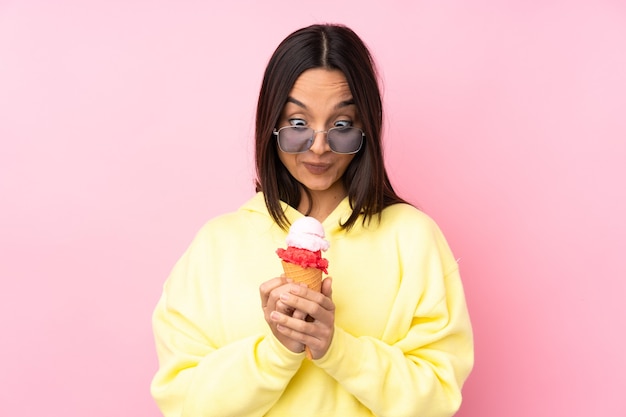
[278,127,313,153]
[327,127,363,154]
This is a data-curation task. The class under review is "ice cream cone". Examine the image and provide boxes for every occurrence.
[277,217,330,360]
[281,260,322,359]
[281,261,322,292]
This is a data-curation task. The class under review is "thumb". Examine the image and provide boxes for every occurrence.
[321,277,333,299]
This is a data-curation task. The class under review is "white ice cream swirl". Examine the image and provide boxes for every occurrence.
[286,217,330,252]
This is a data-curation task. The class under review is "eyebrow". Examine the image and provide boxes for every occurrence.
[286,96,355,110]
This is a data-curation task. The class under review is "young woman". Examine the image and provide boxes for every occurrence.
[151,24,473,417]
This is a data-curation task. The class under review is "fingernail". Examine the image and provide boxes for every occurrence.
[280,293,290,301]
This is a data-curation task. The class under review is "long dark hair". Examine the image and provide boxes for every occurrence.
[255,24,407,230]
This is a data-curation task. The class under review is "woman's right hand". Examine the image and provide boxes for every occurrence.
[259,276,307,353]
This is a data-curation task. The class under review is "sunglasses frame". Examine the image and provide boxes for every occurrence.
[273,126,365,155]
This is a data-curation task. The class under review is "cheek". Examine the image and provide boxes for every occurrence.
[278,152,297,173]
[335,155,355,175]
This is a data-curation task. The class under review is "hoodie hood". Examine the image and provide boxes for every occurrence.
[240,192,357,238]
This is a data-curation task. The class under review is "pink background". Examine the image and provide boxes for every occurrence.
[1,1,625,416]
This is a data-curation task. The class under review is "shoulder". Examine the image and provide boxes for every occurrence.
[191,193,284,248]
[376,203,455,258]
[197,197,271,239]
[379,203,439,232]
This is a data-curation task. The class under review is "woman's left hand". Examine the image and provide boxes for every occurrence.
[270,277,335,359]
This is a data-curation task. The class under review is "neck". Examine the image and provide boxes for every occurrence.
[297,184,347,222]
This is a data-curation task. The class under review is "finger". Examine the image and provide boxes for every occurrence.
[279,293,334,326]
[292,309,307,321]
[321,277,333,299]
[271,311,311,339]
[286,284,335,311]
[276,300,295,316]
[271,311,332,354]
[259,276,289,306]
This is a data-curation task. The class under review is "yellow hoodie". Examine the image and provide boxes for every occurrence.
[151,193,473,417]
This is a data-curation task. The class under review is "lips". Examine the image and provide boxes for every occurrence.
[302,162,331,175]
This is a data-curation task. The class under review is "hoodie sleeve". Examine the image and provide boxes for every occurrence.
[150,223,305,417]
[313,216,474,417]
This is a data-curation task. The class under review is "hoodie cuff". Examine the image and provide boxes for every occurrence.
[257,333,305,371]
[313,327,364,380]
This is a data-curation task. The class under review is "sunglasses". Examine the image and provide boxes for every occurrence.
[273,126,364,154]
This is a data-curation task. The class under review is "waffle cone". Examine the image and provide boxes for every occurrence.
[281,261,322,292]
[280,260,322,360]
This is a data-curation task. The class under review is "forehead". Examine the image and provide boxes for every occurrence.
[288,68,353,105]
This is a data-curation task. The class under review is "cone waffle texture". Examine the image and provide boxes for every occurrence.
[281,261,322,292]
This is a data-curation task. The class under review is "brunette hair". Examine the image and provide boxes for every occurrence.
[254,24,407,230]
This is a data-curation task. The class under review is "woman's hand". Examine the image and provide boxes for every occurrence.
[269,277,335,359]
[260,276,308,353]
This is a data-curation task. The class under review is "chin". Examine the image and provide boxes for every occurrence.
[300,178,341,193]
[302,183,333,192]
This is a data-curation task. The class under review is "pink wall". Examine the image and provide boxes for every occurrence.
[1,1,625,416]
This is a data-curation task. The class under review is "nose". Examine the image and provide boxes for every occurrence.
[308,129,331,155]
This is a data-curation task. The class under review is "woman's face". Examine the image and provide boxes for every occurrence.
[277,68,359,198]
